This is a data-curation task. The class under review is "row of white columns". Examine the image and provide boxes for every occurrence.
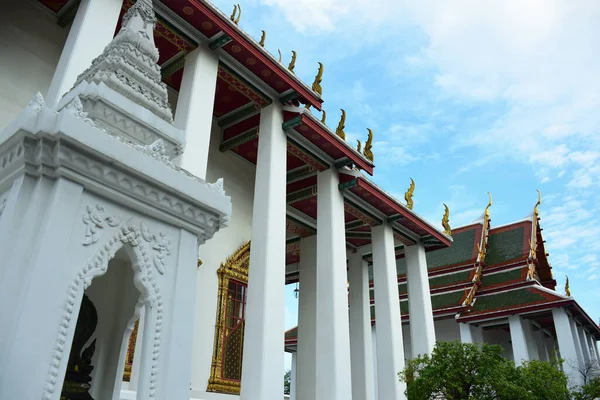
[461,308,599,388]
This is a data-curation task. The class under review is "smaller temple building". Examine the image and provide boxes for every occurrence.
[285,193,600,397]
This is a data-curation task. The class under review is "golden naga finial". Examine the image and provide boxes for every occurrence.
[335,109,346,140]
[230,4,241,24]
[288,51,297,74]
[259,30,266,47]
[534,189,542,219]
[484,192,492,218]
[321,110,327,124]
[442,204,452,236]
[565,275,571,297]
[277,49,282,63]
[405,178,415,210]
[356,140,362,153]
[312,62,324,95]
[364,128,374,162]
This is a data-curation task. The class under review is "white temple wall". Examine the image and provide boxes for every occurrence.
[190,117,256,398]
[434,317,461,343]
[0,0,67,130]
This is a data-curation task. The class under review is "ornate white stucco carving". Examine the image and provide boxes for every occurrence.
[82,204,122,245]
[206,177,225,196]
[43,222,164,400]
[65,97,96,127]
[72,0,173,123]
[140,222,172,275]
[28,92,45,113]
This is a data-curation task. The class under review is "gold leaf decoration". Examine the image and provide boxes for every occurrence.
[363,128,374,162]
[259,30,266,47]
[565,275,571,297]
[356,140,362,153]
[277,49,282,63]
[534,189,541,219]
[442,203,452,236]
[484,192,492,218]
[234,4,241,24]
[312,62,324,95]
[288,51,297,74]
[404,178,415,210]
[335,109,346,140]
[321,110,327,124]
[230,4,237,21]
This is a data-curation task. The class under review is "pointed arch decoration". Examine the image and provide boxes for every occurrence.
[207,241,250,394]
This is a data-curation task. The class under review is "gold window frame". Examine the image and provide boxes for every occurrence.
[207,241,250,394]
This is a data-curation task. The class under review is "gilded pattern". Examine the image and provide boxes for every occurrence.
[207,242,251,394]
[123,320,139,382]
[527,190,542,280]
[217,67,271,108]
[463,193,492,308]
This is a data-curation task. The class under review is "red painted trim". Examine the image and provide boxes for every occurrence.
[300,114,374,174]
[355,178,451,246]
[188,0,323,110]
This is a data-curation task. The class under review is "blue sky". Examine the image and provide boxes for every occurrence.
[208,0,600,370]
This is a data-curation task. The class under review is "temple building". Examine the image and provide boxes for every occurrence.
[285,193,600,397]
[0,1,597,400]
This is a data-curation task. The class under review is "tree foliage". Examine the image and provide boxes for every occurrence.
[284,369,291,395]
[399,341,570,400]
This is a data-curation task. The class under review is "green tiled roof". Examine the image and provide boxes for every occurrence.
[432,290,464,310]
[482,268,524,288]
[430,270,471,288]
[285,328,297,340]
[473,288,547,313]
[485,226,526,266]
[425,228,477,269]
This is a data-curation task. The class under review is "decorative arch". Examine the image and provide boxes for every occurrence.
[207,241,250,394]
[43,222,165,400]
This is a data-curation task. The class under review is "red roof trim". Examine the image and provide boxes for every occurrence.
[188,0,323,110]
[300,114,375,175]
[355,178,451,246]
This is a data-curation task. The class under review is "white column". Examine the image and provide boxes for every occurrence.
[174,44,219,179]
[533,328,548,361]
[129,307,146,390]
[524,320,540,360]
[296,236,317,400]
[348,253,375,400]
[46,0,124,106]
[459,323,474,344]
[587,333,599,363]
[508,315,530,366]
[570,317,585,368]
[372,223,405,400]
[405,242,436,357]
[371,325,379,400]
[162,229,200,400]
[315,169,352,400]
[290,352,297,400]
[240,103,287,400]
[553,308,584,386]
[577,325,591,365]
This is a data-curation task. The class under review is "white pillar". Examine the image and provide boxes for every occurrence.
[290,352,297,400]
[46,0,124,106]
[174,44,219,180]
[524,320,540,360]
[315,169,352,400]
[162,229,200,400]
[372,223,405,400]
[577,325,591,365]
[348,253,375,400]
[240,103,287,400]
[371,325,379,400]
[405,242,436,357]
[296,236,317,400]
[533,328,548,361]
[129,307,146,390]
[508,315,530,366]
[459,323,474,344]
[553,308,583,386]
[570,317,585,368]
[587,333,599,363]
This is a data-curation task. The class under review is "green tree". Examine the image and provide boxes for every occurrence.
[284,369,291,395]
[572,377,600,400]
[399,341,570,400]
